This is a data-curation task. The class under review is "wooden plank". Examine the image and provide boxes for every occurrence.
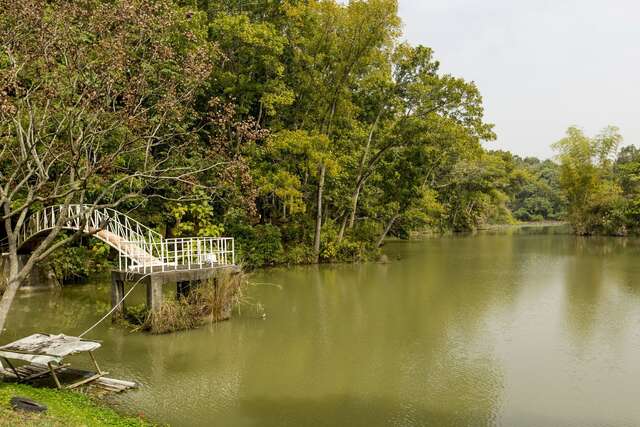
[20,363,69,383]
[2,357,21,380]
[2,362,137,393]
[48,362,62,389]
[88,351,103,375]
[56,366,137,389]
[97,377,137,388]
[66,372,106,390]
[0,365,17,379]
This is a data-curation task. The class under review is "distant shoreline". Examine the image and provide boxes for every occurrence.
[481,221,568,230]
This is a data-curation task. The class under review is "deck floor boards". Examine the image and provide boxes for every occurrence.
[0,364,137,394]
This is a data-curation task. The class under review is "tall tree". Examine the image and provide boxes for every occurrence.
[553,126,623,234]
[338,44,495,240]
[0,0,214,333]
[279,0,401,261]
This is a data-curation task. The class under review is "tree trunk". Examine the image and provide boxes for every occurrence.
[348,182,364,230]
[337,213,348,243]
[0,251,20,334]
[337,182,363,244]
[377,213,400,248]
[0,277,21,334]
[344,109,381,237]
[313,164,327,263]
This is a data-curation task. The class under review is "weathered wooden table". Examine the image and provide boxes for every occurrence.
[0,333,107,389]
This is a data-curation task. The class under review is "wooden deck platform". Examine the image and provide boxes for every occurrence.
[0,333,137,395]
[0,364,137,395]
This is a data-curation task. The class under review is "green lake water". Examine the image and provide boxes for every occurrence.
[5,225,640,426]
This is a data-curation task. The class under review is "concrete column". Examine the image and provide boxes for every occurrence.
[111,275,125,321]
[146,275,163,313]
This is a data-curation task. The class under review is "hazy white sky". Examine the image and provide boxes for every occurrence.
[397,0,640,159]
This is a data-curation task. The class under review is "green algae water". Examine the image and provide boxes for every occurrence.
[5,225,640,426]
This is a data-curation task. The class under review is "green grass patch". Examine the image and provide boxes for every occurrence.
[0,383,152,426]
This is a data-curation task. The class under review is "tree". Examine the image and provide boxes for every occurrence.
[615,145,640,195]
[0,0,215,333]
[190,0,498,256]
[553,126,623,234]
[208,13,293,124]
[337,43,495,241]
[278,0,401,262]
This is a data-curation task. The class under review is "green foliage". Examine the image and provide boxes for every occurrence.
[500,154,565,222]
[123,303,149,326]
[232,223,284,268]
[2,0,574,275]
[318,220,377,262]
[282,244,315,265]
[46,240,112,283]
[169,192,225,238]
[553,126,625,235]
[208,13,293,119]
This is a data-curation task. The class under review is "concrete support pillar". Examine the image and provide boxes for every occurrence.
[147,275,163,313]
[110,275,125,321]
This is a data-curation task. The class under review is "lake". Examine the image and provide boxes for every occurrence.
[5,225,640,426]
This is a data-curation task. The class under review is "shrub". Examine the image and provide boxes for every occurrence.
[336,239,361,261]
[283,244,314,265]
[352,219,381,244]
[46,240,112,283]
[240,224,284,268]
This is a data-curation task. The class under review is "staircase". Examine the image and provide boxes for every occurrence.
[95,230,164,268]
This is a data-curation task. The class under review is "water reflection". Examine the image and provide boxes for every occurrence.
[4,227,640,426]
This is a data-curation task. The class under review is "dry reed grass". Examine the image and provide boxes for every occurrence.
[144,269,248,334]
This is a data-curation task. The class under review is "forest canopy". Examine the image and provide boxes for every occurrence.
[3,0,613,278]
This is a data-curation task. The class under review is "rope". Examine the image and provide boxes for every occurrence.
[78,273,151,338]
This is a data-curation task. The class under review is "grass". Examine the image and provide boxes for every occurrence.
[0,383,152,426]
[147,269,246,334]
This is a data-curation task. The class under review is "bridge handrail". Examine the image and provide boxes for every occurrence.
[118,237,235,273]
[18,205,163,250]
[8,204,235,272]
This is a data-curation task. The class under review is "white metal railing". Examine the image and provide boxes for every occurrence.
[16,204,235,272]
[118,237,235,273]
[19,204,162,247]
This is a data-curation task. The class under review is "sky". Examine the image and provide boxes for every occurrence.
[397,0,640,159]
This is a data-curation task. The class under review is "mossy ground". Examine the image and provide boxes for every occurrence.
[0,383,152,426]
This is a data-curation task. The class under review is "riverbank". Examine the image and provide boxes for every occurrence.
[406,221,568,239]
[0,383,150,427]
[482,220,568,229]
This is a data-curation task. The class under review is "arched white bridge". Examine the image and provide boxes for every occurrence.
[14,204,234,273]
